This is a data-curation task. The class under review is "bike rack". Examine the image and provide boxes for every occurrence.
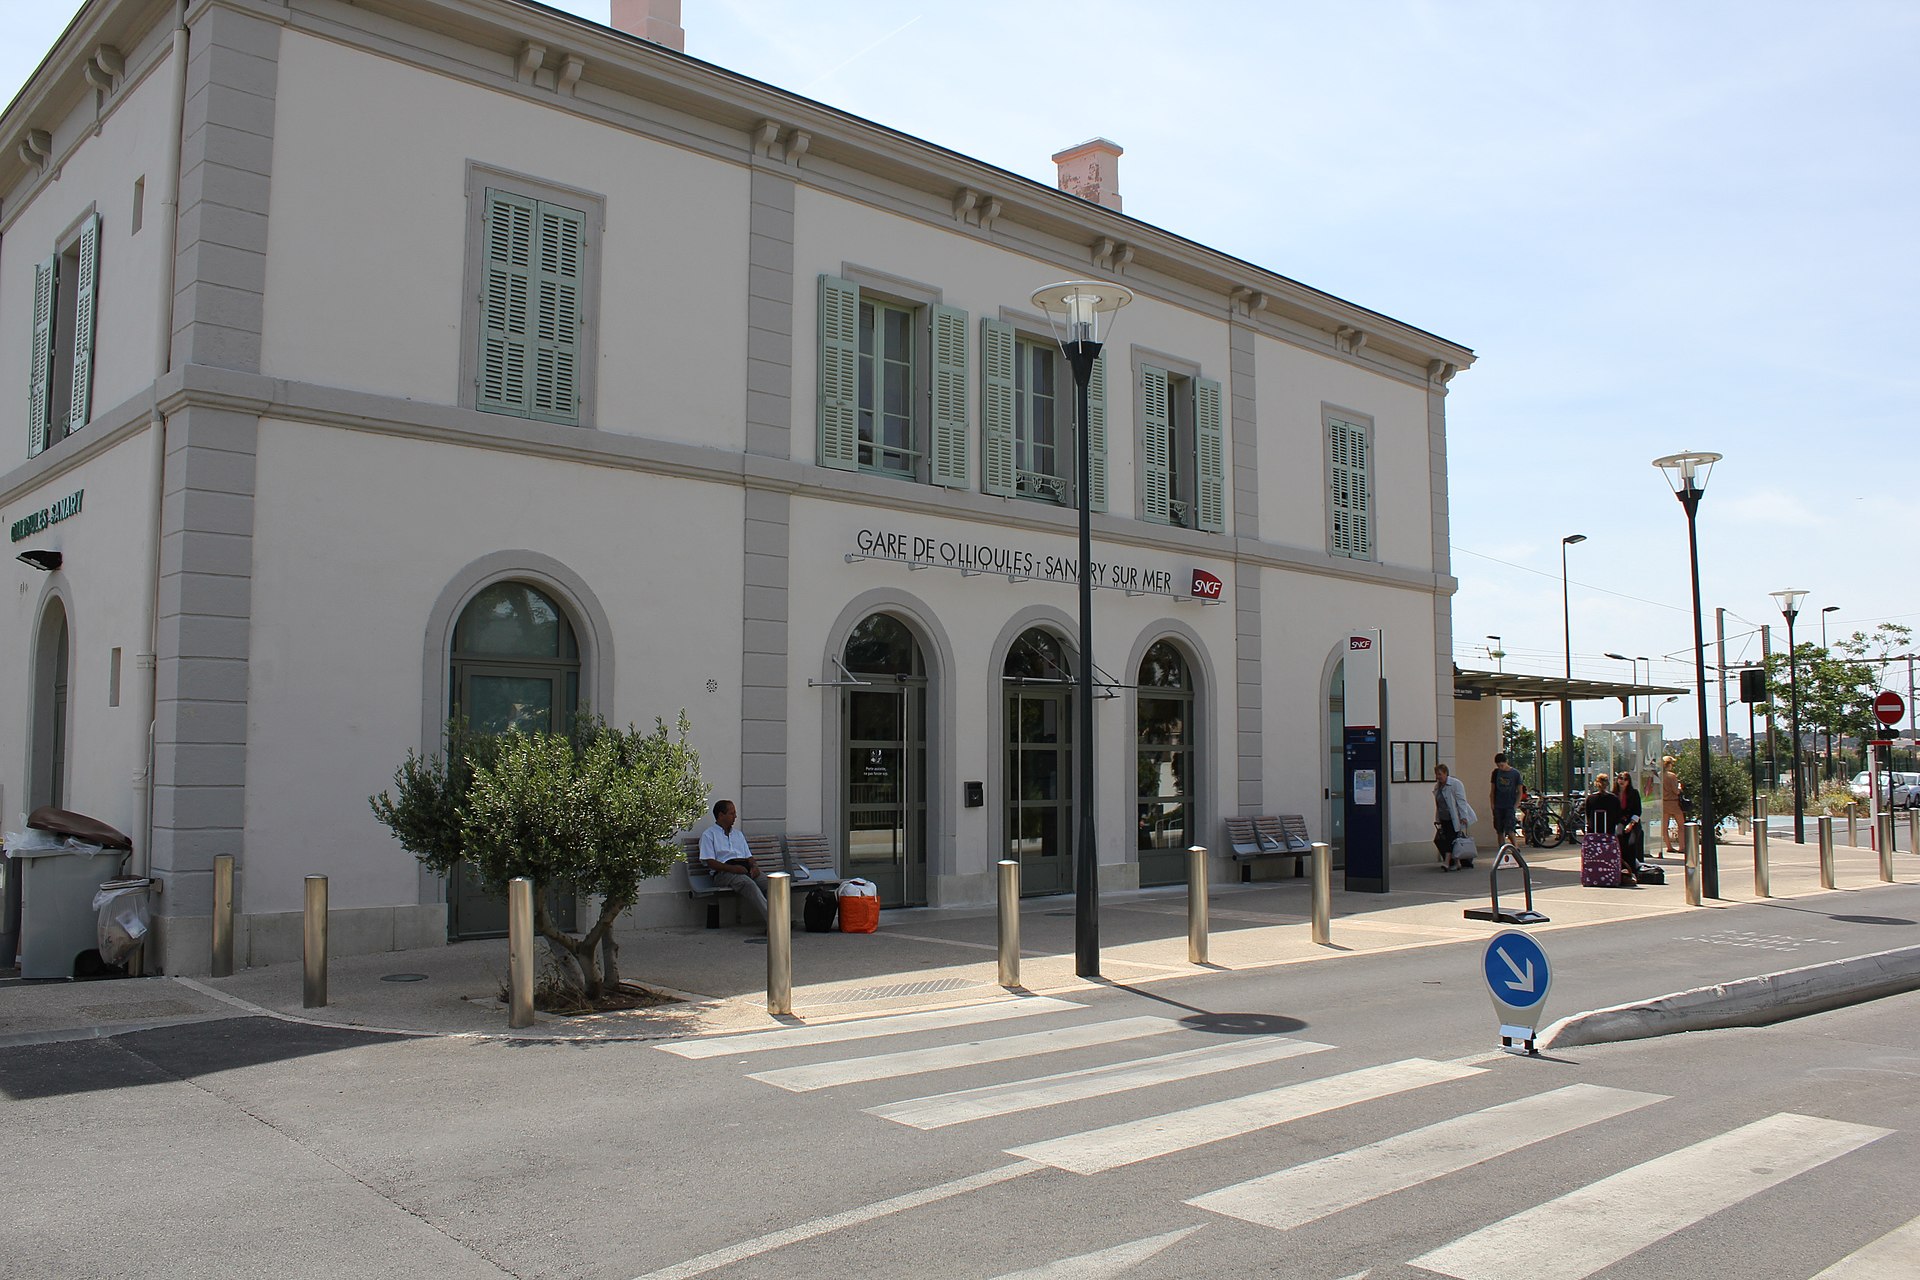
[1464,843,1550,925]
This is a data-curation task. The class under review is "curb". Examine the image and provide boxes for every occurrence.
[1539,944,1920,1050]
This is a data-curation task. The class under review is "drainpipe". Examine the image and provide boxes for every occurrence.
[136,0,189,883]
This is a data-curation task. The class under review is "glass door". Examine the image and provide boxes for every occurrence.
[844,682,926,906]
[1008,687,1074,895]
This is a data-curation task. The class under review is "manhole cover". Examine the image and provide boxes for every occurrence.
[380,973,429,982]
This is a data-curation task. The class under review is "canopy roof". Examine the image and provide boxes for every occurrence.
[1453,666,1689,705]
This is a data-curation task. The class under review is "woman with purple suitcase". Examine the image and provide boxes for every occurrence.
[1582,774,1627,887]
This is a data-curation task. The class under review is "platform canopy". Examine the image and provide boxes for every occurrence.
[1452,666,1688,707]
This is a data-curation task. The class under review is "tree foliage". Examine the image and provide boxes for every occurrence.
[1669,742,1750,830]
[371,713,707,998]
[1761,623,1912,770]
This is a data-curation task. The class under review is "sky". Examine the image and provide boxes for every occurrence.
[5,0,1916,744]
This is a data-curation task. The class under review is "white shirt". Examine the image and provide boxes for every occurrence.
[699,823,752,868]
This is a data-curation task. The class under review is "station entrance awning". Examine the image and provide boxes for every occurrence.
[1452,666,1688,706]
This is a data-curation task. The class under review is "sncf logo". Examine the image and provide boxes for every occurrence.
[1190,570,1224,600]
[1350,636,1373,651]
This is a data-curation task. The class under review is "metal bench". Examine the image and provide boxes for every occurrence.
[683,832,784,929]
[1225,814,1313,881]
[780,834,843,891]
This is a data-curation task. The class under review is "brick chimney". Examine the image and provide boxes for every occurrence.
[610,0,685,52]
[1052,137,1123,212]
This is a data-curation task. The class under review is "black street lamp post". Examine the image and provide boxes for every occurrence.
[1561,534,1586,805]
[1033,280,1132,979]
[1821,605,1839,781]
[1772,590,1809,843]
[1654,452,1723,897]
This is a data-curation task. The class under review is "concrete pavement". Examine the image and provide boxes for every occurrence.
[4,830,1916,1047]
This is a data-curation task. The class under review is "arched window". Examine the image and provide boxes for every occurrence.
[1005,627,1075,894]
[450,581,580,734]
[1136,640,1194,886]
[31,599,71,810]
[841,614,927,905]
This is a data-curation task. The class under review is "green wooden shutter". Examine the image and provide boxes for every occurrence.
[817,274,859,471]
[980,319,1016,496]
[27,255,55,457]
[1086,349,1108,513]
[929,303,969,487]
[1329,416,1373,559]
[1194,376,1224,532]
[479,190,535,417]
[66,213,102,435]
[529,201,583,424]
[1140,365,1170,523]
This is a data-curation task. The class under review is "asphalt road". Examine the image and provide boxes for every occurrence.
[8,889,1920,1279]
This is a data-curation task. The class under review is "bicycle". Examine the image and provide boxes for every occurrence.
[1519,795,1565,848]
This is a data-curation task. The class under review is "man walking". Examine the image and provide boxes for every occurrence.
[700,799,767,926]
[1489,752,1523,849]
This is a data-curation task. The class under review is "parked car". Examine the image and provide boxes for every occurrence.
[1851,770,1920,808]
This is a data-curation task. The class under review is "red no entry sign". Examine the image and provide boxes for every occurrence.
[1874,691,1906,726]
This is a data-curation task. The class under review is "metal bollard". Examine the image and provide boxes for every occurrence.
[1752,806,1770,899]
[1910,810,1919,861]
[1311,841,1332,946]
[997,860,1020,989]
[211,854,235,978]
[1187,845,1210,965]
[767,872,792,1017]
[506,877,534,1028]
[1818,815,1836,890]
[1881,814,1896,883]
[1847,804,1858,850]
[302,874,328,1009]
[1683,823,1702,906]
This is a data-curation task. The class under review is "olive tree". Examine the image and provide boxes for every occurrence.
[372,713,706,999]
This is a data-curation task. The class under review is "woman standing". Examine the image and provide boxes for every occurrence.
[1616,772,1645,871]
[1433,764,1475,870]
[1660,755,1684,852]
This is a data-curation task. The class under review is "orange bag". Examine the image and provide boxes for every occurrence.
[838,895,879,934]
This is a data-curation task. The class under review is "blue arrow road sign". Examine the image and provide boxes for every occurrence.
[1483,929,1551,1021]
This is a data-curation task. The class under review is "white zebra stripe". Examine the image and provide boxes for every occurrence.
[749,1016,1181,1092]
[1007,1057,1481,1175]
[1190,1083,1664,1231]
[1408,1112,1892,1280]
[655,996,1082,1059]
[870,1035,1334,1130]
[1812,1212,1920,1278]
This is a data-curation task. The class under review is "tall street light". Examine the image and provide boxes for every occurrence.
[1604,652,1648,717]
[1033,279,1132,979]
[1771,589,1809,843]
[1821,604,1840,781]
[1654,451,1723,897]
[1488,635,1506,755]
[1561,534,1587,804]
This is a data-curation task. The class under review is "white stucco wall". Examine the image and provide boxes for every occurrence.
[260,31,750,449]
[1252,336,1433,569]
[0,49,177,470]
[0,433,161,838]
[242,419,744,917]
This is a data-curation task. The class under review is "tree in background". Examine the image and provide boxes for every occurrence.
[1765,623,1913,776]
[1501,711,1537,779]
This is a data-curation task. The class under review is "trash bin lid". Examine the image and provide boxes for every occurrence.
[25,806,133,850]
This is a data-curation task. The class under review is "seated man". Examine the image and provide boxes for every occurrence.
[699,799,767,926]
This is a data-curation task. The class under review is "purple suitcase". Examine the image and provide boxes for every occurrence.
[1580,831,1622,887]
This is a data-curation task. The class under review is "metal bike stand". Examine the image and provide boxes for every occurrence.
[1464,843,1550,925]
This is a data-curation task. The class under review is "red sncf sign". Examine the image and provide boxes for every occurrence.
[1350,636,1373,651]
[1190,569,1224,600]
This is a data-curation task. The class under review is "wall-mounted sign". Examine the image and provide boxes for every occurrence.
[1349,635,1373,651]
[9,489,84,543]
[848,528,1221,603]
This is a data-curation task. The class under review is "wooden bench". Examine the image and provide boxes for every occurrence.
[683,832,784,928]
[1224,814,1313,881]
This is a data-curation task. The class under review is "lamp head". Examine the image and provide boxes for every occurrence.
[1562,533,1586,546]
[1652,451,1722,498]
[1770,588,1809,622]
[16,549,61,572]
[1031,280,1133,347]
[1605,651,1627,661]
[1822,605,1840,614]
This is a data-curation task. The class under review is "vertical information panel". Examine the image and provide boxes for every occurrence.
[1344,726,1386,892]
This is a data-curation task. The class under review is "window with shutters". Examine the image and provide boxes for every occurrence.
[982,320,1103,508]
[26,210,102,459]
[1136,359,1224,532]
[1326,411,1374,560]
[460,166,602,428]
[818,272,967,487]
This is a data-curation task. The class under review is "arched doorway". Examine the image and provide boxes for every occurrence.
[1005,628,1075,895]
[1326,657,1346,858]
[446,580,581,938]
[1136,640,1195,887]
[30,600,71,811]
[841,614,927,906]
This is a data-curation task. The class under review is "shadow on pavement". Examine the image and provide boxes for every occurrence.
[0,1017,416,1101]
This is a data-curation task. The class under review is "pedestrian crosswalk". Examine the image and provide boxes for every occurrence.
[654,998,1911,1279]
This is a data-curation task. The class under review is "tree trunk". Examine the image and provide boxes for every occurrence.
[534,894,600,1000]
